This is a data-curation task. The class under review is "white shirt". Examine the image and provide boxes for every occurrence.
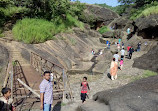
[113,54,119,62]
[120,49,125,56]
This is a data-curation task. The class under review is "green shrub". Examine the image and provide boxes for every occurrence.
[0,6,29,17]
[130,1,158,20]
[98,26,109,34]
[13,18,56,43]
[13,14,84,44]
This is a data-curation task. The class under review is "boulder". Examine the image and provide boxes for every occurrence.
[102,31,114,38]
[133,44,158,72]
[89,75,158,111]
[83,4,119,29]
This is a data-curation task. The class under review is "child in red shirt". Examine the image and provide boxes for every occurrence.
[80,77,90,103]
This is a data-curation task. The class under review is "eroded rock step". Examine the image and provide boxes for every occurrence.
[78,100,110,111]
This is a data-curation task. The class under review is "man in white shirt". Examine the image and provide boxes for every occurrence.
[120,48,125,59]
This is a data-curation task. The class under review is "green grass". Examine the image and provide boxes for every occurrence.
[0,28,4,37]
[132,70,158,82]
[70,38,77,46]
[13,18,56,43]
[98,26,110,34]
[13,14,84,44]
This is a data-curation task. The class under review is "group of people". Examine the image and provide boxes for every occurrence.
[0,41,144,111]
[106,40,111,49]
[110,41,139,80]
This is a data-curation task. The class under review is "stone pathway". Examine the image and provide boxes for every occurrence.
[61,50,146,111]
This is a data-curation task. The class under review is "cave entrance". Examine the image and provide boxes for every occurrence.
[94,21,104,30]
[138,26,158,39]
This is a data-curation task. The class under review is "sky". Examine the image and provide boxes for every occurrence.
[71,0,120,7]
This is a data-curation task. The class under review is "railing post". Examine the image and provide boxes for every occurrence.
[62,69,66,103]
[10,66,13,100]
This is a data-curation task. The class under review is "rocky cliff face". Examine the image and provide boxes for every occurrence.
[10,27,111,74]
[133,44,158,72]
[82,4,119,29]
[109,14,158,40]
[135,14,158,39]
[0,44,9,88]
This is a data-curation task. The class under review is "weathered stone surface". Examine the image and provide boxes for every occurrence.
[135,14,158,39]
[109,17,134,31]
[78,100,110,111]
[0,44,9,88]
[133,44,158,72]
[84,4,119,25]
[102,31,114,38]
[92,75,158,111]
[11,28,108,74]
[0,44,9,67]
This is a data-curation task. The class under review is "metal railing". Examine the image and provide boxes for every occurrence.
[30,51,73,100]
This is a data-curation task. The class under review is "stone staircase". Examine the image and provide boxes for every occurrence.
[0,31,29,66]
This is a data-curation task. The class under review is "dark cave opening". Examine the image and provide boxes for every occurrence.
[138,26,158,39]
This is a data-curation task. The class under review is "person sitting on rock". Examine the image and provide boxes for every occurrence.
[80,77,90,103]
[0,88,15,111]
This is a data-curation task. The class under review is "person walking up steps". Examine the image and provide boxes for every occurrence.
[80,77,90,103]
[117,43,120,52]
[40,71,53,111]
[106,40,109,47]
[120,58,124,70]
[113,52,119,62]
[122,42,124,48]
[137,42,141,52]
[110,58,118,80]
[120,48,125,59]
[129,46,134,59]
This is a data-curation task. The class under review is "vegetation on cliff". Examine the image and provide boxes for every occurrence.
[97,0,158,20]
[0,0,85,43]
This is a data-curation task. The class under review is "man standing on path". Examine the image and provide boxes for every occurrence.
[137,42,141,52]
[120,48,125,59]
[113,52,119,62]
[129,46,134,59]
[40,71,53,111]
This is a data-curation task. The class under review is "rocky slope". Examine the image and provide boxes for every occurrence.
[109,14,158,40]
[2,27,112,75]
[133,44,158,72]
[91,75,158,111]
[0,44,9,89]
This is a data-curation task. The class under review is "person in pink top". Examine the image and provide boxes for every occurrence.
[120,58,124,70]
[80,77,90,103]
